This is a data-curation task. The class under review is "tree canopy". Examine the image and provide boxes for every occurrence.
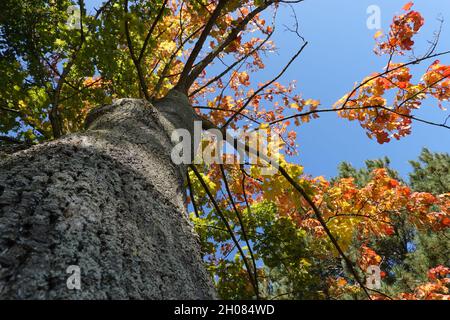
[1,0,449,300]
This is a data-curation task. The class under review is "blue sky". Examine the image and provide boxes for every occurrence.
[272,0,450,179]
[85,0,450,180]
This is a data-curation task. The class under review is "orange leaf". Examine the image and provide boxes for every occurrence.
[238,72,250,86]
[337,278,347,287]
[403,2,414,11]
[443,67,450,77]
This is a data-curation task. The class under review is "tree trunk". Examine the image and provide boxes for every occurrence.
[0,92,216,299]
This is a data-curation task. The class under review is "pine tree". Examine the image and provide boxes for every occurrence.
[333,149,449,297]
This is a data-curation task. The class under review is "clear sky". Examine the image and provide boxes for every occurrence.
[271,0,450,180]
[85,0,450,180]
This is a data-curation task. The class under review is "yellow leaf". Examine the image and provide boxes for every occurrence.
[374,30,383,39]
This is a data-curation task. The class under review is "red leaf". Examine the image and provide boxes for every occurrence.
[442,217,450,227]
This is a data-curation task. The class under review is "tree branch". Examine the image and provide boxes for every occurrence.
[189,29,274,97]
[190,164,259,298]
[182,0,276,91]
[276,165,372,299]
[267,105,450,130]
[223,40,308,128]
[176,0,230,92]
[186,169,200,218]
[202,123,373,299]
[49,0,112,138]
[220,164,259,299]
[124,0,151,101]
[193,106,261,124]
[138,0,168,63]
[340,50,450,109]
[152,24,205,99]
[0,136,25,144]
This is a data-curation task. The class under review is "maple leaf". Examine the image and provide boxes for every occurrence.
[238,71,250,86]
[403,2,414,11]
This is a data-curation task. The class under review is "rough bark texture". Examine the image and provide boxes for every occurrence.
[0,92,216,299]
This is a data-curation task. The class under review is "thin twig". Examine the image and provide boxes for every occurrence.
[220,164,259,299]
[222,41,308,128]
[190,164,258,298]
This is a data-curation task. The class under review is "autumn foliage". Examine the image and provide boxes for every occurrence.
[1,1,449,299]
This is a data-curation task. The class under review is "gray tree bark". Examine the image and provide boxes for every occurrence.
[0,91,216,299]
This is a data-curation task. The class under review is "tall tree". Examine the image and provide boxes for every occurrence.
[0,1,449,299]
[409,148,450,194]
